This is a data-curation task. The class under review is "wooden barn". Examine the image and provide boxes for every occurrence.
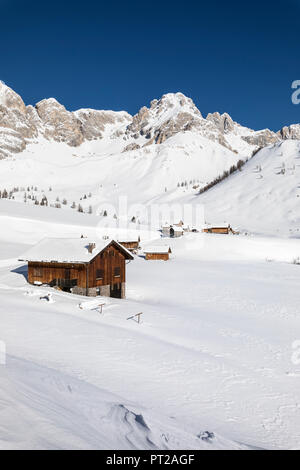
[144,246,172,261]
[19,238,134,298]
[117,236,140,253]
[202,223,232,234]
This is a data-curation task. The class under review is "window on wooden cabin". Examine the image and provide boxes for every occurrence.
[33,267,43,277]
[96,269,104,280]
[114,267,121,277]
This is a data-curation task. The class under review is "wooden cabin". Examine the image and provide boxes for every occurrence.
[118,237,140,253]
[202,223,232,234]
[144,246,172,261]
[19,238,134,298]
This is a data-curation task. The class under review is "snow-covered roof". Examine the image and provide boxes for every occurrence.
[173,226,184,232]
[162,225,183,232]
[144,245,171,254]
[19,237,133,263]
[203,223,229,229]
[117,237,139,243]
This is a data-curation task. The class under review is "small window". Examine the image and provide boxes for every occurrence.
[33,267,43,277]
[114,267,121,277]
[96,269,104,280]
[110,250,115,256]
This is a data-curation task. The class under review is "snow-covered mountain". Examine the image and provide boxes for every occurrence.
[0,81,291,161]
[0,82,300,236]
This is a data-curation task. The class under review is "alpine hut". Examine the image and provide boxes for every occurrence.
[19,238,133,298]
[202,223,232,234]
[117,236,140,253]
[144,245,172,261]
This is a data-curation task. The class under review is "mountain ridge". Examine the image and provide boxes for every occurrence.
[1,82,298,160]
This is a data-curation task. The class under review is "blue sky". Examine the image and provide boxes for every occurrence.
[1,0,300,130]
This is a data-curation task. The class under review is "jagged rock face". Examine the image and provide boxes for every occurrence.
[75,109,131,141]
[0,83,37,158]
[122,142,141,152]
[206,112,235,133]
[0,81,26,113]
[278,125,300,140]
[0,128,26,159]
[242,129,280,148]
[35,98,84,146]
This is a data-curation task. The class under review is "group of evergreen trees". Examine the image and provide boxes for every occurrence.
[198,159,246,195]
[177,178,201,188]
[0,184,95,214]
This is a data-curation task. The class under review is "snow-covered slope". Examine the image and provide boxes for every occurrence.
[192,140,300,236]
[3,357,246,450]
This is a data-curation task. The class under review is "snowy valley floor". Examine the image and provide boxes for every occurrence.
[0,206,300,449]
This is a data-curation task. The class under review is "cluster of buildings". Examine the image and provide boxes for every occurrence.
[19,220,237,300]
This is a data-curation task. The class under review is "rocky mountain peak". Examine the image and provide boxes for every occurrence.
[124,92,203,146]
[0,82,26,113]
[150,92,202,116]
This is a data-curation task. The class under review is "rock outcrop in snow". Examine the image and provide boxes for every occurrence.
[35,98,84,146]
[75,108,131,141]
[0,82,37,158]
[0,82,298,159]
[277,124,300,141]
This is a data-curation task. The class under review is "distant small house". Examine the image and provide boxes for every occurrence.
[144,246,172,261]
[118,236,140,253]
[202,223,233,234]
[162,223,184,238]
[19,238,133,298]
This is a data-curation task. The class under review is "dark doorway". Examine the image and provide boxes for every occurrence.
[110,283,122,299]
[170,226,174,238]
[65,268,71,280]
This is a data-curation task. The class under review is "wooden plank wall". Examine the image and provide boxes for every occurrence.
[145,253,169,261]
[28,261,86,286]
[89,245,126,287]
[28,244,127,288]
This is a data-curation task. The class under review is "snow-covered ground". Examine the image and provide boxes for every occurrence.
[0,106,300,449]
[0,203,299,450]
[1,136,300,238]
